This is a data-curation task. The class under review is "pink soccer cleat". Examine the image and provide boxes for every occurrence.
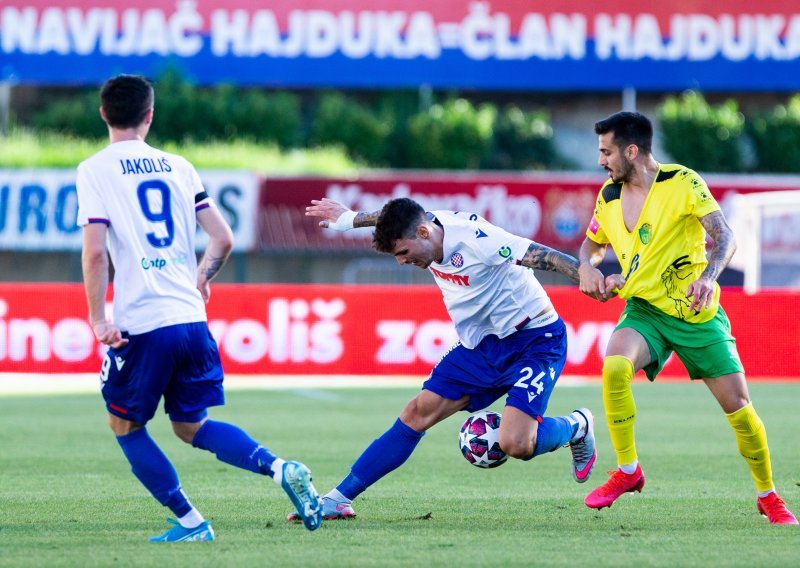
[585,464,645,509]
[757,493,798,525]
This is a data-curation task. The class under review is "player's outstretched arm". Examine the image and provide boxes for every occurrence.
[687,210,737,311]
[305,198,380,231]
[197,206,234,303]
[519,241,580,283]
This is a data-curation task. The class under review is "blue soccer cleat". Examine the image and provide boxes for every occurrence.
[280,461,323,531]
[149,519,215,542]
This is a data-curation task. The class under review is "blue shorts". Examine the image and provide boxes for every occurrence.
[423,318,567,420]
[99,322,225,424]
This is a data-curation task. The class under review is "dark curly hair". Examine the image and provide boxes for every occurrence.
[594,111,653,155]
[373,198,427,253]
[100,74,154,129]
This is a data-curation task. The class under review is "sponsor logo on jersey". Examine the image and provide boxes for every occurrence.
[140,254,188,271]
[498,246,512,258]
[429,266,470,286]
[474,229,487,238]
[449,252,464,267]
[141,257,167,270]
[588,216,600,235]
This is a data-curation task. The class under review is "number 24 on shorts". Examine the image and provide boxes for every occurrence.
[514,366,550,403]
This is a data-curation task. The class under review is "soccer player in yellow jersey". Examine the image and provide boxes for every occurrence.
[578,111,797,525]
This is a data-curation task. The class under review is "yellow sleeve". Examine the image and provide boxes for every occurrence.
[585,195,609,244]
[686,169,721,218]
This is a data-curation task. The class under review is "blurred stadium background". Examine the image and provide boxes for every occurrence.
[1,0,799,383]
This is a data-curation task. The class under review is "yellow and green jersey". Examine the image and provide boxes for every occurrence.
[586,164,721,323]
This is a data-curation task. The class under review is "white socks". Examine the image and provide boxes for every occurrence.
[326,488,350,503]
[270,458,286,484]
[178,508,205,529]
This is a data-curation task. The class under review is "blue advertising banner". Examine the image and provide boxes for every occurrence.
[0,1,798,91]
[0,169,260,251]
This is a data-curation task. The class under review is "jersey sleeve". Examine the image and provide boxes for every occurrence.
[585,194,610,244]
[686,169,721,218]
[76,162,110,226]
[187,164,214,213]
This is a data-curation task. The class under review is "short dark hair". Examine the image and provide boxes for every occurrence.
[100,74,154,129]
[594,111,653,155]
[373,198,427,253]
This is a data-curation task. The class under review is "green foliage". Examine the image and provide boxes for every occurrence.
[658,91,745,172]
[18,70,569,170]
[407,98,496,169]
[309,92,392,165]
[748,94,800,173]
[374,90,421,168]
[1,384,799,566]
[482,105,559,170]
[30,89,106,139]
[0,128,357,174]
[148,70,302,147]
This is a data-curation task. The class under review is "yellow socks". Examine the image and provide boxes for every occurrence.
[726,402,774,493]
[602,355,637,466]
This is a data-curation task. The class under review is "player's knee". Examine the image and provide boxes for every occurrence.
[172,422,200,444]
[498,432,534,460]
[603,355,634,391]
[108,414,140,436]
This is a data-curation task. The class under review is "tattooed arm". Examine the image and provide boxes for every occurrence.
[518,241,581,283]
[687,210,737,311]
[305,198,380,230]
[698,210,737,282]
[196,206,234,303]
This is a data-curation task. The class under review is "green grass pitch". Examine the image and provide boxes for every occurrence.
[1,382,798,567]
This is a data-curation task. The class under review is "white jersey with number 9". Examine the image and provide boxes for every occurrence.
[77,139,212,334]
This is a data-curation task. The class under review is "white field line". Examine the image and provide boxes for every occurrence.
[0,373,597,396]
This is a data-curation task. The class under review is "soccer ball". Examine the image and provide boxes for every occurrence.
[458,410,508,468]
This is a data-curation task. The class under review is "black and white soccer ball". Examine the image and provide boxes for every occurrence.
[459,410,508,468]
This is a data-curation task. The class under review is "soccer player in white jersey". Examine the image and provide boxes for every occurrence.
[77,74,322,541]
[289,197,597,521]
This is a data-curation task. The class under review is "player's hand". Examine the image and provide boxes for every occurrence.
[686,276,715,312]
[91,320,128,348]
[579,263,608,301]
[600,273,626,301]
[305,198,354,231]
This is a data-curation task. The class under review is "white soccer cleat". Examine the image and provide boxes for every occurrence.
[287,495,357,522]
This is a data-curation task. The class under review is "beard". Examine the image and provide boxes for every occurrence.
[610,158,635,184]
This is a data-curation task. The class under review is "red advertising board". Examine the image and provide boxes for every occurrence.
[260,173,800,256]
[1,283,797,380]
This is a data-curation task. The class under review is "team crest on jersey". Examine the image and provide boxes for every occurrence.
[450,252,464,267]
[638,223,652,244]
